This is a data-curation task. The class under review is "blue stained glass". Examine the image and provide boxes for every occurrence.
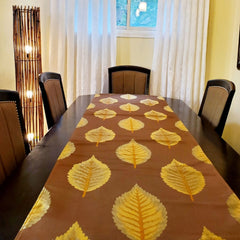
[130,0,158,27]
[116,0,128,27]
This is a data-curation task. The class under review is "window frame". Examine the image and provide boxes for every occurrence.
[116,0,157,38]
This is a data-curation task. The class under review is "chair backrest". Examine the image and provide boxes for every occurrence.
[0,90,30,184]
[198,79,235,136]
[39,72,67,129]
[108,65,151,94]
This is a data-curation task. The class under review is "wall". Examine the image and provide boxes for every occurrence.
[205,0,240,153]
[116,37,154,69]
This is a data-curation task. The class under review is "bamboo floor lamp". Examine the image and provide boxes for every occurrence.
[13,6,43,148]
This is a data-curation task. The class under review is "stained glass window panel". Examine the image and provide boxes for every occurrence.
[116,0,128,27]
[130,0,158,27]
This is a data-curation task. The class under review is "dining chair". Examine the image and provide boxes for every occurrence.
[198,79,235,136]
[108,65,151,94]
[39,72,67,129]
[0,90,30,184]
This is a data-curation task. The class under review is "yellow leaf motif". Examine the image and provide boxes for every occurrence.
[161,159,205,201]
[94,108,117,120]
[55,222,89,240]
[163,105,173,112]
[151,128,181,148]
[77,117,88,128]
[227,193,240,223]
[120,103,140,112]
[112,184,167,240]
[85,126,115,147]
[68,155,111,197]
[58,142,76,160]
[87,103,95,110]
[120,94,137,100]
[100,97,118,104]
[21,187,51,230]
[199,226,225,240]
[118,117,144,133]
[116,139,151,168]
[157,96,165,101]
[94,93,100,97]
[140,99,159,106]
[192,145,212,165]
[175,120,188,132]
[144,110,167,122]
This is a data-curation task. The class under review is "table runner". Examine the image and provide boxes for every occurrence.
[15,94,240,240]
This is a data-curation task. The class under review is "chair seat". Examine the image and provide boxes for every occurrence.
[108,65,151,94]
[39,72,67,129]
[198,79,235,136]
[0,90,29,184]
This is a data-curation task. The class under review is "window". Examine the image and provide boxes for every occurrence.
[116,0,158,37]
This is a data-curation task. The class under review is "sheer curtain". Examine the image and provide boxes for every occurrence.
[151,0,209,112]
[48,0,116,105]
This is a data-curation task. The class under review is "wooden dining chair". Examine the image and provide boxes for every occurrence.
[198,79,235,136]
[0,90,30,184]
[39,72,67,129]
[108,65,151,94]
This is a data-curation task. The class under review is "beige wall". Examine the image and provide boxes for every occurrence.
[205,0,240,153]
[116,37,154,69]
[1,0,240,153]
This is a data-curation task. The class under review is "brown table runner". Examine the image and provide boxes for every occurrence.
[15,94,240,240]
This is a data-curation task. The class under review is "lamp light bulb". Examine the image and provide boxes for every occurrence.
[27,133,34,141]
[25,45,32,54]
[26,90,33,99]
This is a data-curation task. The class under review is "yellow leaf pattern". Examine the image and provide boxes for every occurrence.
[227,193,240,223]
[120,94,137,100]
[94,93,100,98]
[140,99,159,106]
[55,222,89,240]
[164,106,173,112]
[68,155,111,197]
[120,103,140,112]
[87,103,95,110]
[58,142,76,160]
[116,139,151,168]
[199,226,225,240]
[100,97,118,104]
[144,110,167,122]
[192,145,212,165]
[157,96,165,101]
[118,117,144,133]
[77,117,88,128]
[175,120,188,132]
[112,184,167,240]
[94,108,117,120]
[151,128,181,148]
[161,159,205,201]
[85,126,115,147]
[21,188,51,230]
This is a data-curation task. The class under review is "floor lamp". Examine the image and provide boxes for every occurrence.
[13,6,43,148]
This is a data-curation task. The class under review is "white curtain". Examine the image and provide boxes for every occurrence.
[48,0,116,105]
[151,0,209,112]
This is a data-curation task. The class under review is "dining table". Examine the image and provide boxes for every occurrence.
[0,94,240,240]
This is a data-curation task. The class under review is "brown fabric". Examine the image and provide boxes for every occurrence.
[201,86,228,127]
[112,71,147,94]
[15,94,240,240]
[44,79,66,124]
[0,102,26,184]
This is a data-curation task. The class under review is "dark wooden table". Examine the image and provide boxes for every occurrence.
[0,95,239,240]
